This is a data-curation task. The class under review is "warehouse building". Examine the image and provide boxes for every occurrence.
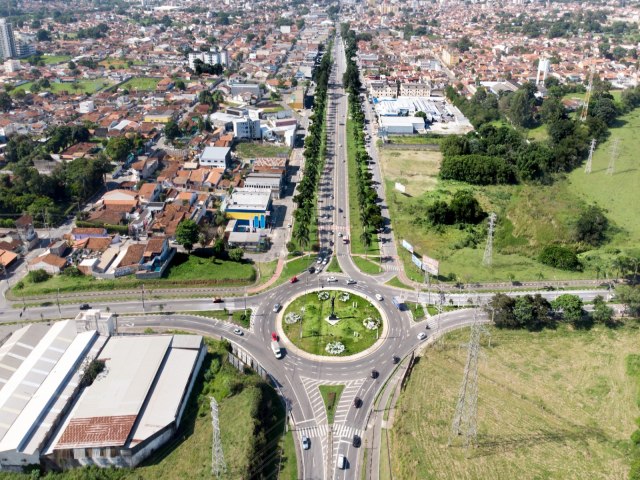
[44,333,205,469]
[222,187,272,229]
[244,173,283,199]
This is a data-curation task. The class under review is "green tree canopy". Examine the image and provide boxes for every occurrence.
[175,219,199,252]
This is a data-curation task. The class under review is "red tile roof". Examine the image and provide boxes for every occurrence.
[56,415,137,448]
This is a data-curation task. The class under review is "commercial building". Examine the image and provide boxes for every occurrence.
[378,116,426,134]
[44,333,205,469]
[222,187,271,228]
[199,146,230,169]
[0,19,16,60]
[244,173,283,199]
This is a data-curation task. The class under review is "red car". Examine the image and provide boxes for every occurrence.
[290,276,298,284]
[271,332,279,342]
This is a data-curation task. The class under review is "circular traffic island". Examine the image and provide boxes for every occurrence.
[281,289,383,357]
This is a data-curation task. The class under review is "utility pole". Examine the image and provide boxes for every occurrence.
[141,283,145,311]
[580,61,596,122]
[482,213,497,267]
[607,138,619,175]
[210,397,227,478]
[57,288,61,319]
[585,138,596,174]
[449,310,490,449]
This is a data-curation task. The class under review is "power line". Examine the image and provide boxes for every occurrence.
[448,310,490,449]
[580,61,596,122]
[585,138,596,174]
[482,213,497,267]
[210,397,227,478]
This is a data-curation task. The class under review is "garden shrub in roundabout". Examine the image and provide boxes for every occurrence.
[281,290,383,356]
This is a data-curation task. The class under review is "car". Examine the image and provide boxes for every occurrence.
[287,223,292,228]
[352,435,361,448]
[273,303,281,313]
[308,266,316,274]
[212,297,224,303]
[301,435,310,450]
[316,257,323,264]
[353,397,361,408]
[271,332,279,342]
[371,370,378,379]
[375,293,383,301]
[417,332,427,340]
[346,279,357,285]
[79,303,91,310]
[338,232,343,238]
[327,276,338,282]
[338,208,343,213]
[233,328,243,336]
[322,257,329,265]
[392,356,400,364]
[290,276,298,284]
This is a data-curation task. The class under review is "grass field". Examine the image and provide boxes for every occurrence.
[178,310,250,327]
[390,324,640,480]
[99,57,145,69]
[11,254,256,297]
[11,79,113,96]
[327,257,342,273]
[387,135,445,145]
[235,142,291,159]
[346,112,380,256]
[352,256,382,275]
[319,384,345,424]
[382,108,640,283]
[379,148,442,197]
[120,77,160,91]
[255,259,278,284]
[282,291,382,356]
[40,54,72,65]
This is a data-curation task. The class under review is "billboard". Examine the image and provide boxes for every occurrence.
[402,239,414,253]
[422,255,439,276]
[395,182,406,193]
[411,254,422,270]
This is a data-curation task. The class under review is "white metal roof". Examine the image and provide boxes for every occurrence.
[0,324,48,385]
[200,146,230,162]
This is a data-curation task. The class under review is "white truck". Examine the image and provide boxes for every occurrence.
[271,340,283,359]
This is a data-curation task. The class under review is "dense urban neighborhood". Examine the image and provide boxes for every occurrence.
[0,0,639,479]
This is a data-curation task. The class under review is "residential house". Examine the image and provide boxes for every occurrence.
[29,253,67,274]
[70,227,108,242]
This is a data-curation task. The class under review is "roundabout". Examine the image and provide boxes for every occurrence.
[278,287,388,359]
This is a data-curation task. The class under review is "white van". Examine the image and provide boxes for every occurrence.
[337,454,346,470]
[271,341,282,359]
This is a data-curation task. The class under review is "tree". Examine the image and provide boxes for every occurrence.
[552,294,584,324]
[592,295,614,325]
[105,137,133,162]
[486,293,518,328]
[164,120,181,141]
[175,79,186,91]
[575,205,609,246]
[615,285,640,317]
[538,245,581,271]
[36,29,51,42]
[212,238,226,258]
[175,219,199,252]
[228,248,244,262]
[0,92,12,112]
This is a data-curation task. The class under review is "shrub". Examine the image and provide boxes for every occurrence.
[440,154,517,185]
[27,269,51,283]
[575,205,609,246]
[538,245,581,271]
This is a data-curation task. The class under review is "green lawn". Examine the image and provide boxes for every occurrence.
[385,276,412,290]
[40,54,72,65]
[178,310,250,328]
[405,302,425,321]
[326,257,342,273]
[10,79,113,96]
[11,253,256,297]
[282,291,382,356]
[387,135,444,145]
[235,142,291,159]
[99,57,145,68]
[346,110,380,256]
[279,430,299,480]
[319,384,345,424]
[255,259,278,285]
[390,324,640,480]
[352,256,382,275]
[119,76,161,91]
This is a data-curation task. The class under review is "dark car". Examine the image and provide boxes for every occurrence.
[371,370,379,379]
[353,397,361,408]
[212,298,224,303]
[79,303,91,310]
[352,435,361,448]
[308,266,316,274]
[392,356,400,364]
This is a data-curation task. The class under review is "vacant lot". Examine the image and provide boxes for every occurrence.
[390,324,640,480]
[119,77,160,91]
[379,148,441,197]
[235,142,291,160]
[11,79,113,96]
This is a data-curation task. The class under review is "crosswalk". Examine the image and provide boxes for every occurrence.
[295,422,361,440]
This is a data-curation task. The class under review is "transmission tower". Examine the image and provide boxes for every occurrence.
[585,138,596,174]
[607,138,619,175]
[448,311,490,448]
[580,62,596,122]
[210,397,227,478]
[482,213,497,267]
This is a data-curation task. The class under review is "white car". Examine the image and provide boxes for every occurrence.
[338,232,343,238]
[301,435,310,450]
[316,257,323,264]
[417,332,427,340]
[233,328,243,336]
[346,279,357,285]
[327,276,338,282]
[322,257,329,265]
[375,294,383,301]
[273,303,281,313]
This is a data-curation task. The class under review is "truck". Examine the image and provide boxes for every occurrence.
[392,296,404,311]
[271,340,283,359]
